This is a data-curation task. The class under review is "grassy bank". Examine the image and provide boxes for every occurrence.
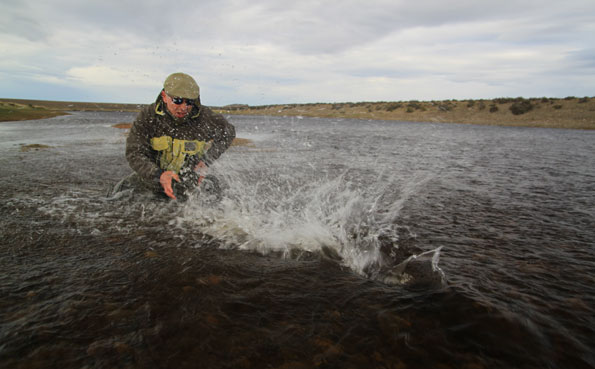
[0,101,69,122]
[2,97,594,130]
[0,99,142,122]
[214,97,595,130]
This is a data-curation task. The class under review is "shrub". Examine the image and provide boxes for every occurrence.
[466,100,475,108]
[578,97,589,103]
[509,100,534,115]
[385,102,402,112]
[494,97,515,104]
[553,105,563,110]
[349,102,369,108]
[407,101,424,110]
[478,101,486,110]
[489,105,499,113]
[438,102,455,111]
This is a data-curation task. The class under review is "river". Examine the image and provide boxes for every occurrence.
[1,111,594,368]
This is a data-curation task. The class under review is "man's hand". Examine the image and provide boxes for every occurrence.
[160,171,180,199]
[194,161,208,186]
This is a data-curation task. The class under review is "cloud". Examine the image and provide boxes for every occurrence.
[65,65,157,86]
[0,0,47,41]
[1,0,594,104]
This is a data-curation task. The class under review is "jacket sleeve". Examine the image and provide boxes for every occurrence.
[202,108,236,166]
[125,106,162,182]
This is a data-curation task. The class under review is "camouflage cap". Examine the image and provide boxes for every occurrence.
[163,73,200,99]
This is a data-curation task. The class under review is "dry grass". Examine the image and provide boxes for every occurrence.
[0,98,142,112]
[0,101,68,122]
[3,97,594,129]
[0,99,146,122]
[215,97,595,130]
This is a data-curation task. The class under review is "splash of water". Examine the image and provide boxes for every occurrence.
[178,157,445,286]
[27,142,445,286]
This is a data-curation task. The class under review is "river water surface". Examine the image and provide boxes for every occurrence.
[1,112,594,368]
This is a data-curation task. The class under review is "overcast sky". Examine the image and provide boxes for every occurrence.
[1,0,594,106]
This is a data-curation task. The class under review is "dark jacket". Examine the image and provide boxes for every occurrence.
[126,97,235,188]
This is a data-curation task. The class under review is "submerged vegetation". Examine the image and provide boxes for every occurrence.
[19,144,53,152]
[2,96,594,130]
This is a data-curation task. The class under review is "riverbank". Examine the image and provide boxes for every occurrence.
[2,97,594,129]
[214,97,595,130]
[0,99,141,122]
[0,101,69,121]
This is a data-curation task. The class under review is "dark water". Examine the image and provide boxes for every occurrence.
[1,112,594,368]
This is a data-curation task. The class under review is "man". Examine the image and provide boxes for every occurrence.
[114,72,235,200]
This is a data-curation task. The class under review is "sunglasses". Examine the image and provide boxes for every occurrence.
[171,96,195,105]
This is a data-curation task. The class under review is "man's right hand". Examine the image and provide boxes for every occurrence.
[160,171,180,199]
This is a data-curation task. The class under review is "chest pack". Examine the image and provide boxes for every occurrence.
[150,135,209,173]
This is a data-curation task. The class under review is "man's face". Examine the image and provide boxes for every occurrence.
[162,91,194,119]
